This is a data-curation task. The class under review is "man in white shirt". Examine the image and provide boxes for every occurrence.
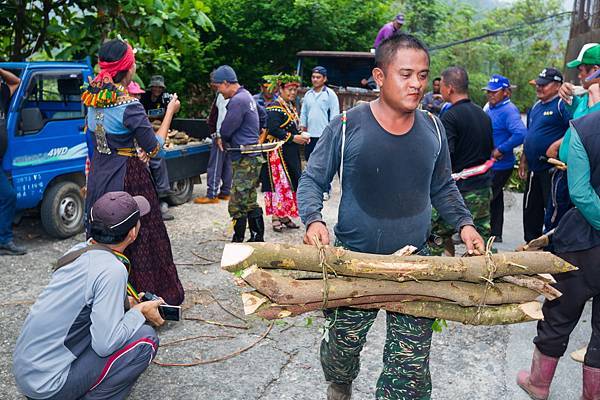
[194,82,232,204]
[300,66,340,200]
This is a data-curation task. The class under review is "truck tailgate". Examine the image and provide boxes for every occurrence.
[164,142,211,181]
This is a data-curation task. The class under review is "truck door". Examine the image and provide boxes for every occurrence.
[10,68,86,210]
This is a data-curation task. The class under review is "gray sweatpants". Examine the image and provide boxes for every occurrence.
[149,157,171,195]
[38,325,158,400]
[206,141,232,198]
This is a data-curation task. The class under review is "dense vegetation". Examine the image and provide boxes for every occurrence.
[0,0,569,115]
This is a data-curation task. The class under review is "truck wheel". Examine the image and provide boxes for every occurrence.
[41,181,84,239]
[166,178,194,206]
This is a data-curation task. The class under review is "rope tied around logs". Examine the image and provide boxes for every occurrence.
[471,236,497,324]
[313,235,338,309]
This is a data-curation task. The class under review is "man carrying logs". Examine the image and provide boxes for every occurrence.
[297,33,485,400]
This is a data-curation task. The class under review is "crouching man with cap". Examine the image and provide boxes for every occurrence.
[13,191,163,400]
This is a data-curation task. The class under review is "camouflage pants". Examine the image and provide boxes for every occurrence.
[321,308,434,399]
[321,241,435,399]
[430,187,492,256]
[228,156,263,219]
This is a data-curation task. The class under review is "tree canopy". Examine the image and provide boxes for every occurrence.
[0,0,570,115]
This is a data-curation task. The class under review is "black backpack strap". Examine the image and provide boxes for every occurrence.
[53,244,114,271]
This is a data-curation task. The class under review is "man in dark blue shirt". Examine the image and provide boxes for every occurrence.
[213,65,265,242]
[519,68,570,242]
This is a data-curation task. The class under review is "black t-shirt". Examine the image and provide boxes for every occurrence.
[0,82,10,160]
[441,98,494,191]
[139,91,168,118]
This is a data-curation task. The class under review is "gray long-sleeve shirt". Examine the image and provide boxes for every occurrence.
[13,243,145,399]
[297,103,473,254]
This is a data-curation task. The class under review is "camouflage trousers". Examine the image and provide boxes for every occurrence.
[321,241,435,399]
[228,156,263,219]
[430,187,492,256]
[321,308,434,399]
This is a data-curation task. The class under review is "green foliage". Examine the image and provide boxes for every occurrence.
[432,318,448,333]
[304,316,314,328]
[404,0,568,111]
[507,166,526,193]
[263,73,302,91]
[232,268,244,278]
[199,0,392,93]
[0,0,570,116]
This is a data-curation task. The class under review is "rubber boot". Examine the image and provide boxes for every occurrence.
[247,208,265,242]
[516,347,559,400]
[582,365,600,400]
[232,217,247,242]
[327,382,352,400]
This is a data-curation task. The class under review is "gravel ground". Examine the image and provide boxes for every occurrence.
[0,178,590,400]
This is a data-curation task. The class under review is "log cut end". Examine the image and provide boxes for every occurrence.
[519,301,544,321]
[221,243,255,271]
[242,291,268,315]
[240,264,259,280]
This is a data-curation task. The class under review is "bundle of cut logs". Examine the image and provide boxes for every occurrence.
[151,120,200,148]
[220,243,577,325]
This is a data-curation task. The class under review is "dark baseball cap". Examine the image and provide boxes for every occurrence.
[90,191,150,235]
[535,68,563,85]
[212,65,238,84]
[312,66,327,76]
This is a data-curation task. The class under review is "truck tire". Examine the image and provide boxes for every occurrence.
[166,178,194,206]
[41,181,84,239]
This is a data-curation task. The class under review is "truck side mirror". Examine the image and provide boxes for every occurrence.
[20,108,45,134]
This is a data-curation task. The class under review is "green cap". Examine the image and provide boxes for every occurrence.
[567,43,600,68]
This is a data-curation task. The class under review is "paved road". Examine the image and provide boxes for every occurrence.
[0,179,589,399]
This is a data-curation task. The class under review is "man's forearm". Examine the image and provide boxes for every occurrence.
[297,173,326,226]
[0,68,20,85]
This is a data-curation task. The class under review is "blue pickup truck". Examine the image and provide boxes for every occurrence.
[1,61,210,239]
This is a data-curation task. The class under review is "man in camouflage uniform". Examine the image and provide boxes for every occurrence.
[430,66,494,256]
[212,65,265,242]
[298,35,484,400]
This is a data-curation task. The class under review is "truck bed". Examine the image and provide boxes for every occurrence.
[164,141,211,182]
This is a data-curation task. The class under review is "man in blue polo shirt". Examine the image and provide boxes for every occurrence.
[300,66,339,200]
[484,74,526,242]
[519,68,571,242]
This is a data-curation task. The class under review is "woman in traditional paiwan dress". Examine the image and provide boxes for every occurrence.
[261,75,309,232]
[82,39,184,305]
